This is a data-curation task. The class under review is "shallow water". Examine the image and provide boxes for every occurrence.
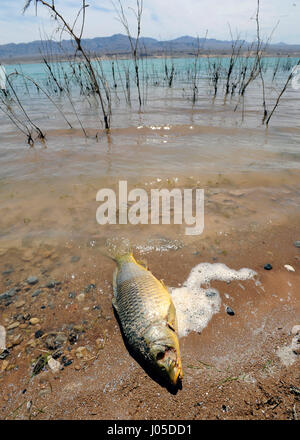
[0,57,300,253]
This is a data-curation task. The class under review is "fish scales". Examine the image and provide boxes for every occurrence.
[112,252,183,385]
[116,263,170,347]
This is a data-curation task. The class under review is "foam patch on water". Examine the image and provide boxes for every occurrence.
[171,263,256,337]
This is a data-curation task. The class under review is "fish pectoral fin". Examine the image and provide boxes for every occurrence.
[166,302,178,333]
[137,259,148,270]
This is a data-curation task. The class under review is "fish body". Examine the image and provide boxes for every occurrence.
[112,252,183,385]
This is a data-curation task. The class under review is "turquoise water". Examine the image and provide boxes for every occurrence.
[1,56,298,94]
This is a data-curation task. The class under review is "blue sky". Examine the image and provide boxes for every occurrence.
[0,0,299,45]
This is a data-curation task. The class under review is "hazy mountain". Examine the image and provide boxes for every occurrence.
[0,34,300,61]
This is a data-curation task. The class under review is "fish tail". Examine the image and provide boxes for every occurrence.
[100,237,134,264]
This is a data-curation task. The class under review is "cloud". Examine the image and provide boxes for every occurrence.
[0,0,299,45]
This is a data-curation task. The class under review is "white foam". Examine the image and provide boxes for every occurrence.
[276,335,299,367]
[171,263,256,337]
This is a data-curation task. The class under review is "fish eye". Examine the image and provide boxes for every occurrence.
[156,351,165,361]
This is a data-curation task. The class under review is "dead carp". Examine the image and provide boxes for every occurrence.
[111,250,183,386]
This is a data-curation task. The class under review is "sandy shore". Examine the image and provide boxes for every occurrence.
[0,210,299,420]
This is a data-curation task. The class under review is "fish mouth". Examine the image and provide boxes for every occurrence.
[157,348,183,385]
[168,363,183,385]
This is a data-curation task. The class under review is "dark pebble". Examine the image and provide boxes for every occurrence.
[93,305,101,311]
[22,389,27,394]
[294,241,300,248]
[0,349,10,360]
[68,333,78,345]
[5,301,13,307]
[32,289,42,297]
[52,351,62,360]
[35,330,44,339]
[226,306,235,316]
[2,268,14,276]
[64,360,73,367]
[61,356,73,367]
[70,256,81,263]
[205,289,217,298]
[46,280,60,288]
[41,305,46,309]
[84,284,96,293]
[27,276,39,285]
[264,264,273,270]
[0,287,17,301]
[68,292,76,298]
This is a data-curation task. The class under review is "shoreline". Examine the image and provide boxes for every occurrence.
[0,215,299,419]
[1,51,300,66]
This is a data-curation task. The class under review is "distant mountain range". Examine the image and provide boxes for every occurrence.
[1,33,300,62]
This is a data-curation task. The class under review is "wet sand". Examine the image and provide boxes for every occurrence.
[0,67,300,419]
[0,182,299,420]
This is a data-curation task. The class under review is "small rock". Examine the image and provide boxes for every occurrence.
[27,276,39,285]
[68,292,76,298]
[29,318,40,325]
[2,268,14,276]
[7,322,20,330]
[84,284,96,293]
[1,360,9,371]
[15,300,25,308]
[52,351,62,360]
[264,264,273,271]
[22,250,34,262]
[96,338,105,349]
[0,349,10,360]
[205,289,217,298]
[292,325,300,335]
[35,330,44,339]
[284,265,295,272]
[11,334,23,346]
[70,256,81,263]
[226,306,235,316]
[93,305,101,311]
[45,280,59,288]
[32,289,42,297]
[75,346,88,359]
[48,356,61,373]
[77,293,85,302]
[0,288,17,302]
[293,241,300,248]
[45,333,67,350]
[68,333,78,345]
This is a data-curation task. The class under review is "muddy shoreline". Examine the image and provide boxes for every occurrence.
[0,213,299,420]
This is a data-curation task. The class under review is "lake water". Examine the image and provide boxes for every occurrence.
[0,56,299,254]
